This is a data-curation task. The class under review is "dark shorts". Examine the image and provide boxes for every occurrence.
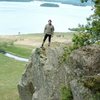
[43,34,51,42]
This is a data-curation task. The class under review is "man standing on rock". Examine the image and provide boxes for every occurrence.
[41,19,55,47]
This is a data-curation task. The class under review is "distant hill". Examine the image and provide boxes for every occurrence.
[0,0,94,6]
[61,0,93,6]
[40,3,59,7]
[35,0,93,6]
[0,0,32,2]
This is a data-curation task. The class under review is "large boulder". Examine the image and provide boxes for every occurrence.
[18,44,67,100]
[68,45,100,77]
[67,45,100,100]
[18,44,100,100]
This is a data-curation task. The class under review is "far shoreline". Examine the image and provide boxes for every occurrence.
[0,0,93,7]
[0,32,74,36]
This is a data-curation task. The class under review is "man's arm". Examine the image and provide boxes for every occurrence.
[52,25,54,32]
[51,25,55,36]
[44,25,47,34]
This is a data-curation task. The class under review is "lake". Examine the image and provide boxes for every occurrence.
[0,1,93,35]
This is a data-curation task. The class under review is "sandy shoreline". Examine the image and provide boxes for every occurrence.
[0,33,73,47]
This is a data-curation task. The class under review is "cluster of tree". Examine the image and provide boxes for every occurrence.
[38,0,93,6]
[82,0,100,40]
[72,0,100,48]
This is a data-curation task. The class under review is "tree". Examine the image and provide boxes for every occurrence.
[72,0,100,48]
[81,0,100,41]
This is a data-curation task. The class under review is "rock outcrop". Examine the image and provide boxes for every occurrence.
[18,44,100,100]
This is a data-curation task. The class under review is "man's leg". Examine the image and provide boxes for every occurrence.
[41,34,47,47]
[48,35,51,46]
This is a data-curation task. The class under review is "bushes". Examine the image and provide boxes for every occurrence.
[61,85,73,100]
[59,32,94,64]
[58,45,75,64]
[72,32,100,49]
[0,41,14,48]
[72,33,93,48]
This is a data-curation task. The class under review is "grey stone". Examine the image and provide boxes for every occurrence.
[18,45,67,100]
[70,80,93,100]
[18,44,100,100]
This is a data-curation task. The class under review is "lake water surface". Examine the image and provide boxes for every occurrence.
[0,1,93,35]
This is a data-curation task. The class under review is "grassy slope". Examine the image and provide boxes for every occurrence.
[0,45,33,58]
[0,54,26,100]
[0,33,73,100]
[0,42,33,100]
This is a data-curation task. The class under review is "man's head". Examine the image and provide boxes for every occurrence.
[48,19,52,25]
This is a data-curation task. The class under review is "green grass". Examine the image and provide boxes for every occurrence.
[0,44,33,58]
[61,85,73,100]
[0,53,26,100]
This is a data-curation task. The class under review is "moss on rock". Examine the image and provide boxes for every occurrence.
[83,75,100,91]
[60,85,73,100]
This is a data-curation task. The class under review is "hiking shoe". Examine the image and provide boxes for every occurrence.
[48,44,50,47]
[40,46,43,48]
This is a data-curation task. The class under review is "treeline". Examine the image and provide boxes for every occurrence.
[71,0,100,49]
[37,0,93,6]
[0,0,32,2]
[40,3,59,7]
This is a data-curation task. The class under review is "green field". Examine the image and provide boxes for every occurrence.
[0,53,26,100]
[0,45,33,58]
[0,42,33,100]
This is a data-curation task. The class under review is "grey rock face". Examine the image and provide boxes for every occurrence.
[18,44,67,100]
[18,44,100,100]
[70,80,93,100]
[67,45,100,78]
[68,45,100,100]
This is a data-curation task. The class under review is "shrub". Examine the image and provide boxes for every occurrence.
[0,42,8,47]
[58,45,75,64]
[8,41,14,46]
[61,85,73,100]
[0,41,14,48]
[72,33,92,48]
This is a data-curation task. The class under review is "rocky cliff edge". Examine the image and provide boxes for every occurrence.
[18,43,100,100]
